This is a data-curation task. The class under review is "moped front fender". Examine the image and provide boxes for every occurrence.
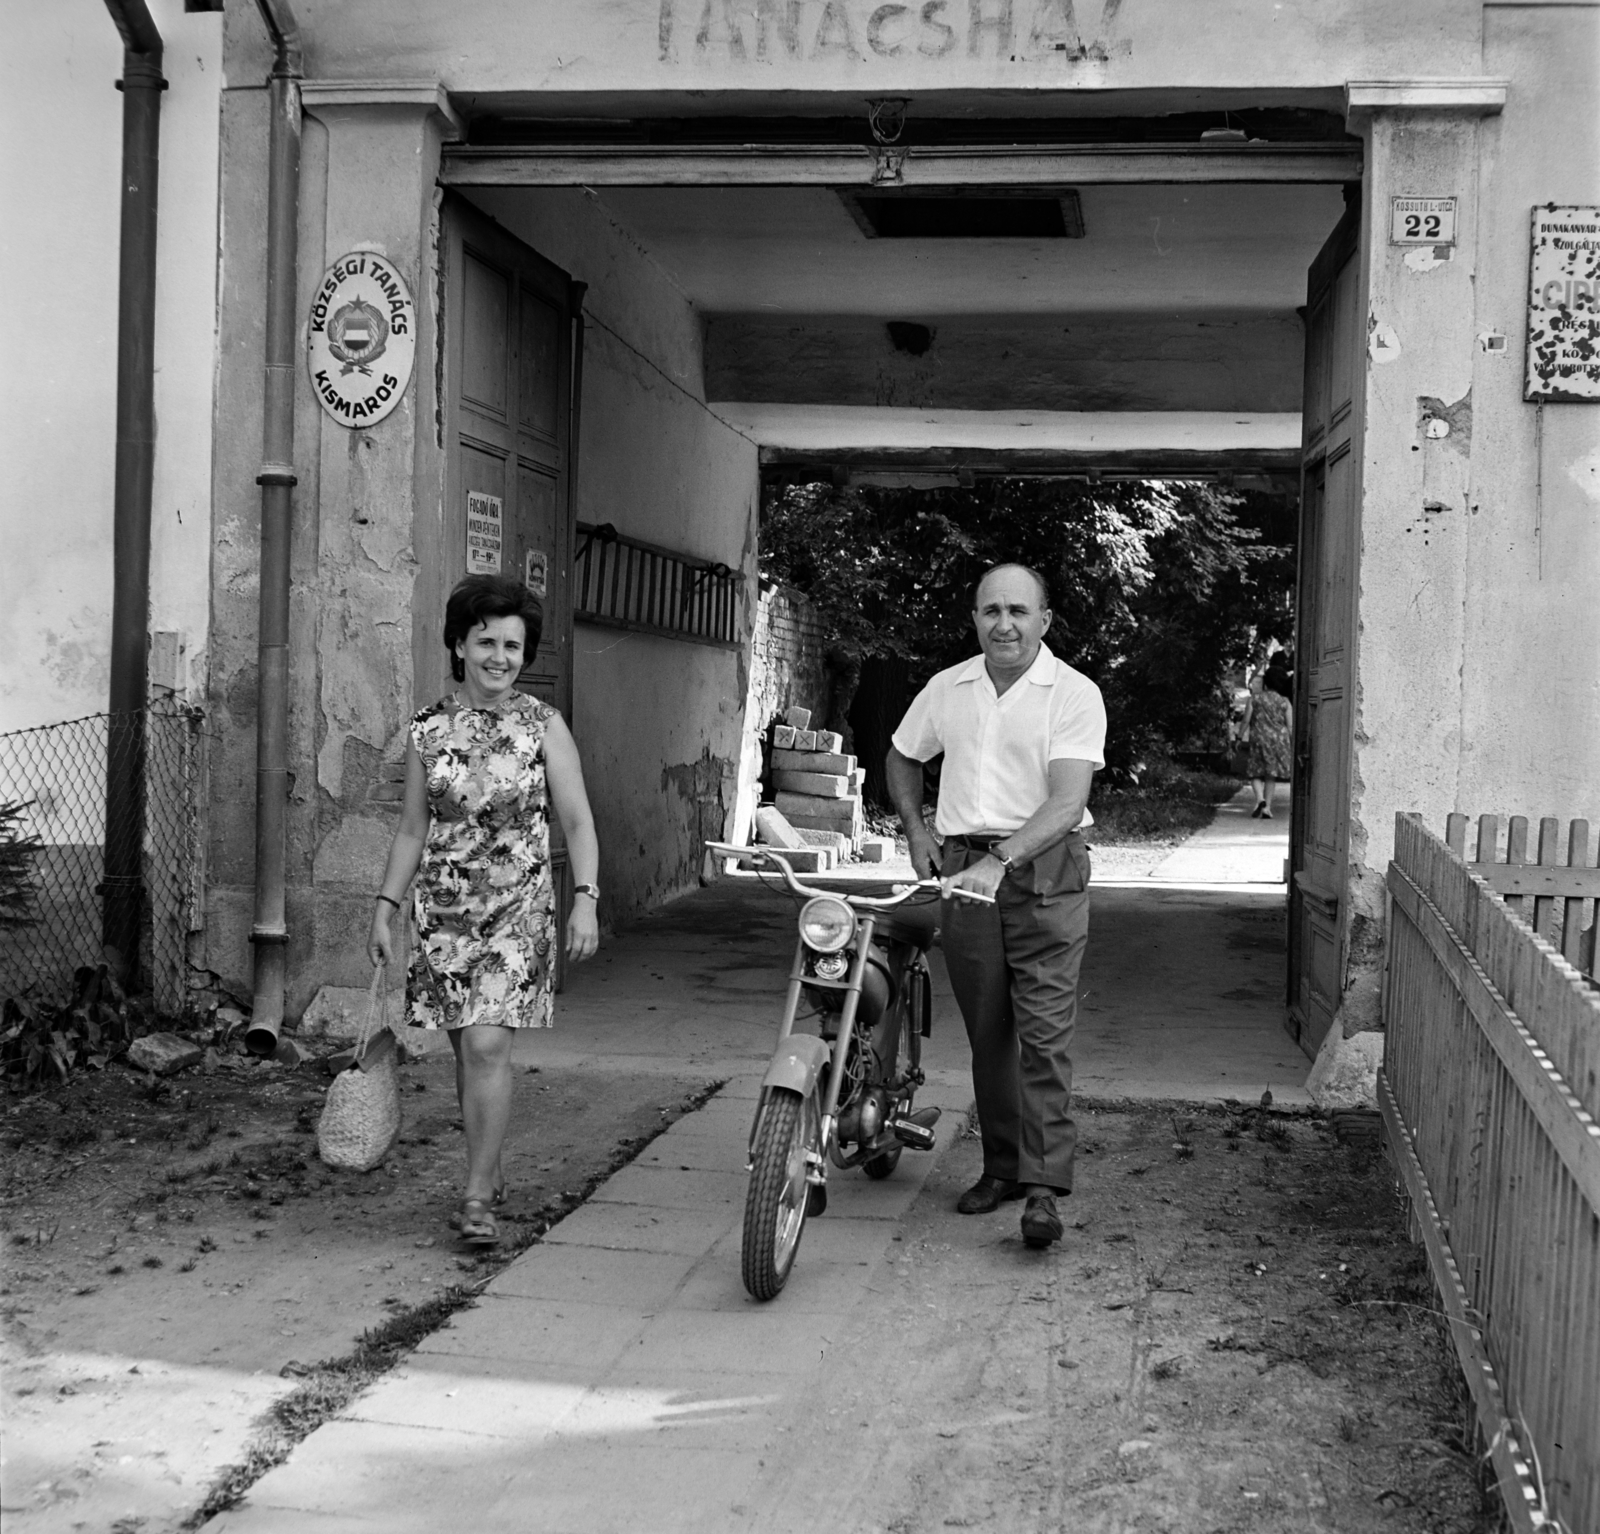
[761,1032,831,1100]
[750,1034,831,1158]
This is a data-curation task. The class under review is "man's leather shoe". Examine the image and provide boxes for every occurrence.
[1020,1193,1064,1248]
[956,1175,1022,1214]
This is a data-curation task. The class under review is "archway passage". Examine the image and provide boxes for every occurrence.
[441,108,1352,1064]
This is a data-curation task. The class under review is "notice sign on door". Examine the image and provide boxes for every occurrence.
[1390,197,1457,246]
[524,549,549,598]
[466,492,503,574]
[1526,205,1600,402]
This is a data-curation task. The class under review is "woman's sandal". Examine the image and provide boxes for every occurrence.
[447,1183,507,1231]
[457,1197,499,1248]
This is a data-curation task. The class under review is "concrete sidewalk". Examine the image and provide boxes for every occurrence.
[1141,784,1290,885]
[207,811,1309,1532]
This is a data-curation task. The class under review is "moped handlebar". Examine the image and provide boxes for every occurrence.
[704,842,995,906]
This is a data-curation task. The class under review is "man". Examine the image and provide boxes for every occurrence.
[886,564,1105,1249]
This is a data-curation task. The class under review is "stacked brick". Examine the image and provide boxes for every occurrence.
[752,706,866,868]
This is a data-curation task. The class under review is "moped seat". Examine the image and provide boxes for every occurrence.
[871,902,938,951]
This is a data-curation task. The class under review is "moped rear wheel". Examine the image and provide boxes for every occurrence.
[742,1087,813,1301]
[862,1144,902,1179]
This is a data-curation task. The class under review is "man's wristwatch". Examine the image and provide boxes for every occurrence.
[993,846,1016,873]
[573,883,600,901]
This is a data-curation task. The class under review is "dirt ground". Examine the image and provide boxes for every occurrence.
[748,1104,1500,1534]
[2,1067,1499,1533]
[0,1048,712,1533]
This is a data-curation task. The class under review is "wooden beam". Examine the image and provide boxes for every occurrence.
[1466,861,1600,899]
[756,446,1303,476]
[441,142,1362,188]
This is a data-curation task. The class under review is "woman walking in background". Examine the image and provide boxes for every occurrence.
[1242,658,1294,819]
[368,575,601,1247]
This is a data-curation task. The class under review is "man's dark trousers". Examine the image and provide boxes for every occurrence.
[940,834,1090,1193]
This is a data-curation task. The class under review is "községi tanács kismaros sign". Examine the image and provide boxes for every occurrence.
[307,251,417,427]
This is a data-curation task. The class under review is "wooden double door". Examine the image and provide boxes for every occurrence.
[440,192,583,714]
[1287,203,1362,1056]
[438,193,585,980]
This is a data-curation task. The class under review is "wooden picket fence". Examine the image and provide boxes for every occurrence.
[1382,813,1600,1534]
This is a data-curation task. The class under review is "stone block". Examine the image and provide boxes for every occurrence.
[310,814,395,884]
[299,982,404,1043]
[771,724,797,749]
[782,706,812,729]
[776,791,860,832]
[772,748,854,774]
[726,845,832,873]
[813,730,844,753]
[128,1033,204,1076]
[792,729,817,750]
[784,811,862,840]
[773,769,850,799]
[796,828,851,857]
[1305,1028,1383,1110]
[754,804,805,849]
[859,835,894,863]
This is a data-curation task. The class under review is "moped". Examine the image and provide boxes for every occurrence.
[706,843,992,1301]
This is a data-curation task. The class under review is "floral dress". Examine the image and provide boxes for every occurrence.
[407,692,558,1030]
[1244,687,1293,780]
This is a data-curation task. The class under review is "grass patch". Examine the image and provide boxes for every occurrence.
[1087,759,1243,846]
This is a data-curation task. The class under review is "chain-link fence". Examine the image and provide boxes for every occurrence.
[0,702,205,1014]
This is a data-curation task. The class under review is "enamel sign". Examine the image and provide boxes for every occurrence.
[307,251,416,427]
[1526,205,1600,402]
[466,492,503,575]
[1390,197,1457,246]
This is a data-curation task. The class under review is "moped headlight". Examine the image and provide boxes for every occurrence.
[798,896,854,953]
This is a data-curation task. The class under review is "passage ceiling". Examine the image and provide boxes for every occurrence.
[591,182,1345,317]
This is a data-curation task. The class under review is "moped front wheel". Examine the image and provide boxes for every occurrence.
[742,1087,813,1301]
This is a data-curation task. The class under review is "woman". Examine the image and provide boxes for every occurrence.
[368,575,600,1246]
[1241,659,1294,819]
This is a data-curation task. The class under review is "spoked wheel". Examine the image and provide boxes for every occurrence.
[743,1087,816,1301]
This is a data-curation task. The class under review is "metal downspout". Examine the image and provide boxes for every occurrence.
[99,1,165,982]
[245,0,304,1055]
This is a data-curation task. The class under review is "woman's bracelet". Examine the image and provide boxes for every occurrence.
[375,893,401,910]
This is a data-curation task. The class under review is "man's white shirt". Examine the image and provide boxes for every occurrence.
[891,643,1106,836]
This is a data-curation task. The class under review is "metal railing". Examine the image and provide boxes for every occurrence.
[574,521,741,647]
[0,703,205,1014]
[1382,812,1600,1534]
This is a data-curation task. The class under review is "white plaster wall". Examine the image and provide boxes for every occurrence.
[1350,7,1600,931]
[463,189,761,916]
[223,0,1483,98]
[0,0,221,732]
[1466,5,1600,820]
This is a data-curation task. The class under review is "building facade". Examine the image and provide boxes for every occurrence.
[14,0,1598,1052]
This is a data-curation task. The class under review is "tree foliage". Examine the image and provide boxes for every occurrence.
[759,478,1293,774]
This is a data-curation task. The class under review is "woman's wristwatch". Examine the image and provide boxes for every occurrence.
[573,883,600,901]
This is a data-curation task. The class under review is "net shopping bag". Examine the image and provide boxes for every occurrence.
[316,965,402,1172]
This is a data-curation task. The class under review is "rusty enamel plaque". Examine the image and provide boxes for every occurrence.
[1526,205,1600,402]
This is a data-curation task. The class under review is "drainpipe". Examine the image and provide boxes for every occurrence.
[100,1,165,984]
[244,0,304,1056]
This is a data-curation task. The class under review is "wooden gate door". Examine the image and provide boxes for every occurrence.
[1287,203,1361,1057]
[440,193,585,978]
